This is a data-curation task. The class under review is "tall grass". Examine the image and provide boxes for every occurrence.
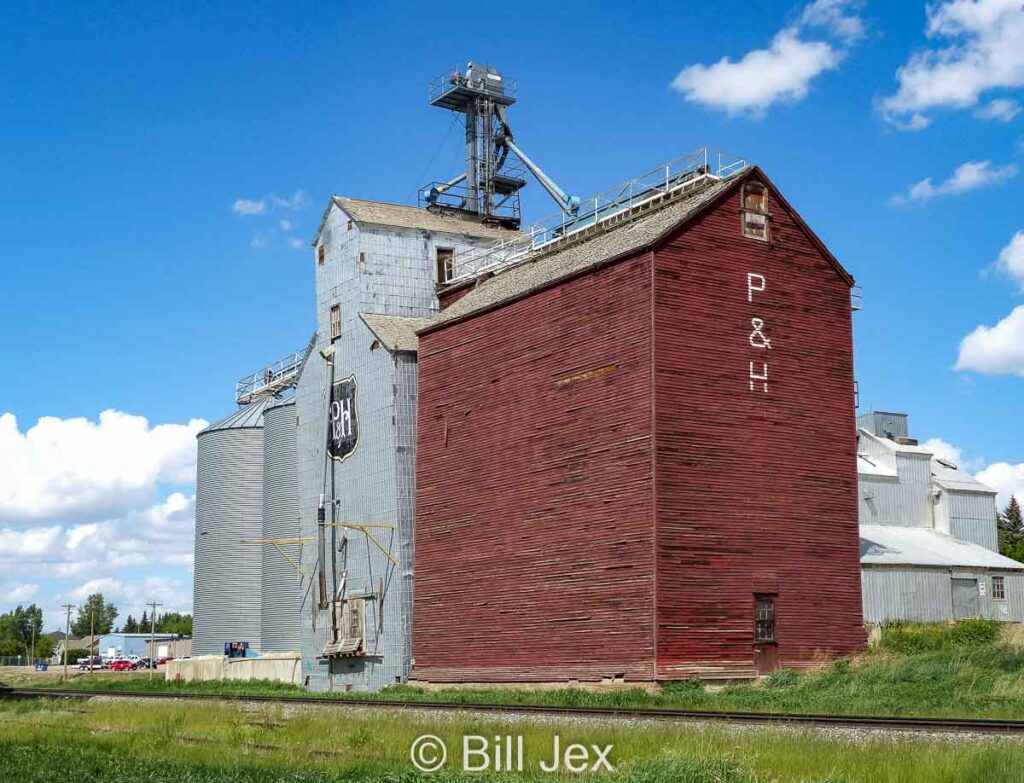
[21,622,1024,719]
[3,697,1024,782]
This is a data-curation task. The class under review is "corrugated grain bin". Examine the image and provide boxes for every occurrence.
[192,399,269,656]
[261,399,301,652]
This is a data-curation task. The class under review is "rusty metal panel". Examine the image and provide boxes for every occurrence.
[413,256,657,682]
[651,180,866,678]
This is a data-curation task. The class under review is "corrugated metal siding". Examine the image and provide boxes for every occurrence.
[193,426,264,656]
[414,255,657,682]
[261,400,301,652]
[296,205,491,692]
[862,567,1024,623]
[944,492,999,551]
[859,455,933,527]
[652,183,865,678]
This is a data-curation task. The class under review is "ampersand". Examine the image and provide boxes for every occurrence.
[749,318,772,350]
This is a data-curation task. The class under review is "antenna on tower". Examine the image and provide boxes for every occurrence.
[420,63,579,230]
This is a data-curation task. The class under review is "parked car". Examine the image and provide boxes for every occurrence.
[76,656,104,671]
[135,658,156,670]
[109,659,135,671]
[155,656,170,666]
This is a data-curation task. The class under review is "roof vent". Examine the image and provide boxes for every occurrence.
[894,437,919,446]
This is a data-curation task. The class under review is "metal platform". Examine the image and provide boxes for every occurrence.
[235,333,316,406]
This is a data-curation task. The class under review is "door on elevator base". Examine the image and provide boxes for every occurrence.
[952,578,980,619]
[754,594,779,675]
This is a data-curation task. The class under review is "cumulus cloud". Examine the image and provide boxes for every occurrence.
[888,160,1018,206]
[922,437,964,465]
[992,230,1024,289]
[1,582,39,602]
[880,0,1024,129]
[60,575,192,618]
[977,461,1024,509]
[670,1,862,116]
[0,410,206,525]
[955,304,1024,377]
[232,198,266,216]
[975,97,1022,121]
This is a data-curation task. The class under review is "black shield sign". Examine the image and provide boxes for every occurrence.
[328,375,359,462]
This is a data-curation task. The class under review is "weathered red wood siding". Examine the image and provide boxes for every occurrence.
[652,185,866,677]
[413,256,657,682]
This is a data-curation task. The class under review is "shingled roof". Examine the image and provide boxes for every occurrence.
[422,174,741,331]
[360,313,430,353]
[332,197,518,240]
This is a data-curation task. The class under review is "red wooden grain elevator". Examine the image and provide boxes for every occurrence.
[413,165,866,683]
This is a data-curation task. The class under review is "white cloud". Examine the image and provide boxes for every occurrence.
[880,0,1024,129]
[889,160,1018,206]
[955,304,1024,376]
[800,0,866,43]
[1,582,39,602]
[279,219,294,231]
[232,198,266,216]
[670,1,862,115]
[0,526,63,557]
[249,233,269,249]
[289,238,305,249]
[271,190,306,210]
[0,410,205,525]
[992,230,1024,289]
[975,97,1022,121]
[59,575,192,618]
[976,461,1024,509]
[922,437,964,465]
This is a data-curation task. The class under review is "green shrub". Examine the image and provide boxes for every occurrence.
[879,620,1001,654]
[764,669,800,689]
[660,677,704,696]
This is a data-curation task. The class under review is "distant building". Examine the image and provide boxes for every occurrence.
[857,411,1024,623]
[50,635,98,663]
[96,632,179,659]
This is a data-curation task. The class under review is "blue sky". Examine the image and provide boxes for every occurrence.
[2,0,1024,628]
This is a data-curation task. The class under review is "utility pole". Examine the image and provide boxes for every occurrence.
[61,604,75,681]
[147,601,163,681]
[88,608,95,676]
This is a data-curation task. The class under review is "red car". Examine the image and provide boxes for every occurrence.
[109,659,135,671]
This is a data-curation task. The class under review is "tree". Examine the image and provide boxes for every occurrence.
[0,604,45,657]
[140,610,148,631]
[122,615,139,634]
[156,612,193,637]
[998,496,1024,557]
[71,593,118,637]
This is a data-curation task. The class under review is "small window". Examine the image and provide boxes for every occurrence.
[347,219,353,231]
[754,595,776,643]
[358,251,366,264]
[329,305,341,340]
[992,575,1006,600]
[436,248,455,283]
[741,181,769,241]
[318,244,326,265]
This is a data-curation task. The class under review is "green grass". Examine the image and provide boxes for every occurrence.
[2,696,1024,782]
[13,621,1024,720]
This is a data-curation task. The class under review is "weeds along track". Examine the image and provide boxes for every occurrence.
[5,688,1024,735]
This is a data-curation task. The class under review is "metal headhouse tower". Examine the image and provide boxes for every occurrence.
[421,63,579,229]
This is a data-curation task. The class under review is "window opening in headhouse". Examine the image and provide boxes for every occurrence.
[347,219,353,231]
[992,575,1006,600]
[754,595,776,643]
[330,305,341,341]
[318,244,326,265]
[436,247,455,283]
[742,181,769,241]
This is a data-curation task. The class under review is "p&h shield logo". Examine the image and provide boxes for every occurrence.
[328,374,359,462]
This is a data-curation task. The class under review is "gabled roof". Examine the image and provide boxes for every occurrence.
[359,313,430,353]
[315,196,519,242]
[422,167,853,333]
[860,525,1024,570]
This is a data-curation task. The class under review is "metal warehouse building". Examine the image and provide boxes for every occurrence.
[413,164,867,682]
[857,411,1024,623]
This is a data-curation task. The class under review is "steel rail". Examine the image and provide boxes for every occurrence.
[3,687,1024,734]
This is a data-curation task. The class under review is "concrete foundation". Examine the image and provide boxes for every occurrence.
[166,653,301,686]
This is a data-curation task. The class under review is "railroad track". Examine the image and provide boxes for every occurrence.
[3,687,1024,734]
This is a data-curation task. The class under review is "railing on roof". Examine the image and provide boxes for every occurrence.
[235,333,316,406]
[428,65,517,106]
[446,146,747,286]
